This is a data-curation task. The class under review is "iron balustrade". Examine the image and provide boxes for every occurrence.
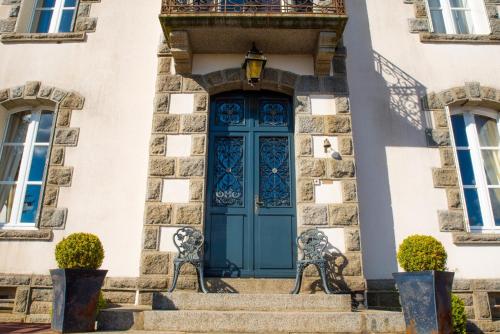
[161,0,346,15]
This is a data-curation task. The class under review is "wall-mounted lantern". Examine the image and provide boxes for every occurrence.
[242,43,267,86]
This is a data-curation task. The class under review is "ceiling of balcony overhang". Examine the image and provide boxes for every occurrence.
[184,27,321,54]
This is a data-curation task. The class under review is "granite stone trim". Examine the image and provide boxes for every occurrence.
[0,81,85,240]
[139,40,363,296]
[0,0,101,43]
[404,0,500,43]
[423,82,500,239]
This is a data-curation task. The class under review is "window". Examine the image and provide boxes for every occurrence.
[0,109,54,228]
[450,108,500,233]
[426,0,490,34]
[31,0,78,33]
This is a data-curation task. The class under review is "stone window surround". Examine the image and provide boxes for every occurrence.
[0,0,100,43]
[423,81,500,245]
[137,38,366,301]
[0,81,85,241]
[405,0,500,43]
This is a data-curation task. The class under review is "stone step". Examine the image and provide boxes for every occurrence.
[142,310,406,333]
[153,292,352,312]
[204,278,305,294]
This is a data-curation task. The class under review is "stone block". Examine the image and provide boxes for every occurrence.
[342,180,357,202]
[298,179,314,202]
[328,159,355,178]
[191,135,206,155]
[481,87,497,100]
[157,75,182,92]
[146,178,162,201]
[432,168,458,187]
[335,97,350,113]
[141,252,169,275]
[56,109,72,127]
[51,89,67,102]
[103,291,136,304]
[473,292,491,320]
[456,293,474,307]
[178,158,204,177]
[74,17,96,31]
[24,81,40,97]
[60,92,85,109]
[438,210,465,231]
[338,137,353,155]
[40,208,67,228]
[300,205,328,225]
[298,158,326,177]
[13,287,29,313]
[47,167,73,186]
[452,87,467,100]
[181,115,207,133]
[325,115,352,134]
[408,18,429,32]
[158,57,172,74]
[138,277,169,289]
[194,94,208,112]
[329,204,358,226]
[49,147,65,166]
[472,279,500,291]
[37,86,53,99]
[152,114,180,133]
[182,77,205,92]
[440,148,455,167]
[150,135,166,155]
[280,71,298,88]
[297,116,324,134]
[149,157,175,177]
[31,288,52,302]
[154,93,169,112]
[423,92,444,110]
[189,179,204,201]
[297,135,312,156]
[466,81,481,99]
[145,203,172,225]
[453,279,472,291]
[9,86,23,99]
[322,77,348,94]
[205,71,224,87]
[43,186,59,207]
[143,227,159,250]
[345,228,361,251]
[446,188,462,209]
[295,96,311,114]
[0,89,9,102]
[341,253,363,276]
[29,301,51,314]
[175,204,202,225]
[433,109,448,128]
[54,128,79,146]
[31,275,52,287]
[297,76,320,92]
[104,277,137,290]
[0,275,30,286]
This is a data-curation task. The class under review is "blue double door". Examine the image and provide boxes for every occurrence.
[205,91,297,278]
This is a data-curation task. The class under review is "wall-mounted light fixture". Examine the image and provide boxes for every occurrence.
[323,138,341,160]
[242,43,267,86]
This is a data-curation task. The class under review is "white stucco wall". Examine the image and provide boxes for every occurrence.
[0,1,162,277]
[345,0,500,279]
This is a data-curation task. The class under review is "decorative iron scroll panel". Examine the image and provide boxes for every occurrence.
[259,137,291,207]
[205,91,297,278]
[161,0,346,15]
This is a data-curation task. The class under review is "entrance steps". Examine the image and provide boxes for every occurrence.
[98,292,406,333]
[205,278,297,294]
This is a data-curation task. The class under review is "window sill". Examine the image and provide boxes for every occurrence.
[0,32,86,44]
[453,232,500,245]
[420,32,500,44]
[0,229,53,241]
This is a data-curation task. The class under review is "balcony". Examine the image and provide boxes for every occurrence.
[160,0,348,75]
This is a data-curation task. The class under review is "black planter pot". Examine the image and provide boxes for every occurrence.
[393,271,454,334]
[50,269,107,333]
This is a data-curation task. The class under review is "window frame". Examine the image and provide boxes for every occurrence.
[29,0,79,34]
[425,0,490,35]
[0,106,55,230]
[448,106,500,233]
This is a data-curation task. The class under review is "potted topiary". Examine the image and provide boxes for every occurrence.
[51,233,106,333]
[393,235,454,334]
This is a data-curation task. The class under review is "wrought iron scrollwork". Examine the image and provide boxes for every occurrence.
[162,0,346,15]
[291,228,333,294]
[259,137,291,207]
[213,136,244,207]
[168,227,208,293]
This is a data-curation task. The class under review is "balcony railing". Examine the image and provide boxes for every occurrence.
[161,0,346,15]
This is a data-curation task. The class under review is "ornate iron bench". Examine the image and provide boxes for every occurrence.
[291,228,333,294]
[168,227,208,293]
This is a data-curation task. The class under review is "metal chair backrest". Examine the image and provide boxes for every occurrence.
[173,227,204,261]
[297,228,328,261]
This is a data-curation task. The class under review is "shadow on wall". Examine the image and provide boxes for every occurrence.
[344,0,430,280]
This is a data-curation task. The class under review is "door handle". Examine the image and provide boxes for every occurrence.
[255,196,264,213]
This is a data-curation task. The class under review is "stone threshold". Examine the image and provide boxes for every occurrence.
[420,33,500,44]
[453,232,500,245]
[1,32,86,43]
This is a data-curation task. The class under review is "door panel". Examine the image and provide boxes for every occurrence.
[205,91,296,278]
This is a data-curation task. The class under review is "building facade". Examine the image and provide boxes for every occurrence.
[0,0,499,331]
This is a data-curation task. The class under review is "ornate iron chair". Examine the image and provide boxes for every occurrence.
[168,227,208,293]
[291,228,333,294]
